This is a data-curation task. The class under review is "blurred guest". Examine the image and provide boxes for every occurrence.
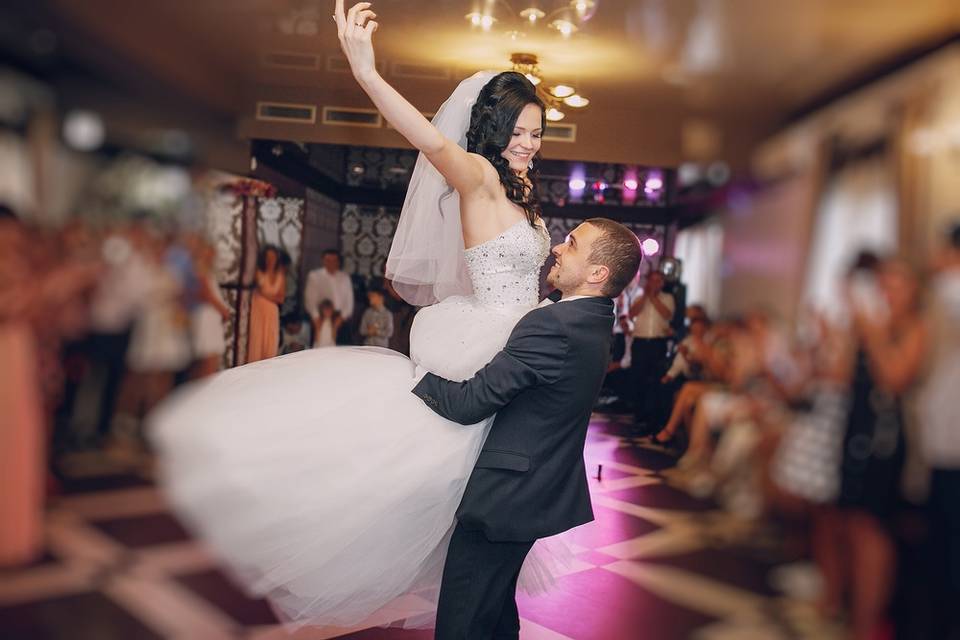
[672,321,758,457]
[384,279,415,356]
[820,257,927,640]
[685,303,708,324]
[662,315,710,385]
[359,287,393,349]
[612,277,640,367]
[0,213,99,567]
[628,271,675,431]
[918,222,960,639]
[312,300,342,349]
[247,245,286,362]
[125,232,192,415]
[652,318,738,446]
[281,311,312,355]
[58,223,152,447]
[189,238,230,378]
[304,249,354,344]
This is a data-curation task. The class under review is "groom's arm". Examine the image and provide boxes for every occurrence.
[412,308,567,425]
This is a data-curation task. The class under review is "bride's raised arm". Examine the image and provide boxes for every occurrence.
[334,1,489,198]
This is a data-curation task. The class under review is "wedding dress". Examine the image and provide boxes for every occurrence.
[149,217,557,627]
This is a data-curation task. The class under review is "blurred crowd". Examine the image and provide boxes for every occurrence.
[3,196,959,638]
[611,222,960,640]
[0,204,418,445]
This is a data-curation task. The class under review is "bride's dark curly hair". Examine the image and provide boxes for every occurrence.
[466,71,546,226]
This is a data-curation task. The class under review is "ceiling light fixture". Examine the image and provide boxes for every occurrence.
[519,7,546,23]
[465,1,597,39]
[550,19,577,37]
[465,11,497,30]
[545,108,565,122]
[510,52,589,123]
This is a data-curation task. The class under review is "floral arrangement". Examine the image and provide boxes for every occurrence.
[220,178,277,198]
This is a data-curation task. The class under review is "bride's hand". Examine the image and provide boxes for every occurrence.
[334,1,379,81]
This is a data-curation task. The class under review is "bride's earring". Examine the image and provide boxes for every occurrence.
[528,160,534,171]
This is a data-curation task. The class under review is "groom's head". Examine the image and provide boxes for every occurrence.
[546,218,642,299]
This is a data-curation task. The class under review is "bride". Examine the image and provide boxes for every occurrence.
[151,0,562,628]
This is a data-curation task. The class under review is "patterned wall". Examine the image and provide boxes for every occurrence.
[205,190,245,283]
[205,190,258,368]
[337,206,665,290]
[340,203,400,279]
[345,147,418,189]
[302,188,341,276]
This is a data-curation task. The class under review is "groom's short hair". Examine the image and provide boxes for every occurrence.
[584,218,642,297]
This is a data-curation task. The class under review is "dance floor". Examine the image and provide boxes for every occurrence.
[0,415,843,639]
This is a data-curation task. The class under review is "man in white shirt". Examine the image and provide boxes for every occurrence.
[628,270,675,431]
[303,250,355,343]
[82,228,153,444]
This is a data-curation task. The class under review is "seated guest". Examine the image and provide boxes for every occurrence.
[384,279,415,356]
[280,311,312,355]
[651,318,738,445]
[662,316,710,385]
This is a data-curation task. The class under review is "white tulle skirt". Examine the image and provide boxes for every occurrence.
[149,295,566,629]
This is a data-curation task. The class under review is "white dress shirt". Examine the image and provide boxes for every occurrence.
[304,268,355,320]
[631,291,674,339]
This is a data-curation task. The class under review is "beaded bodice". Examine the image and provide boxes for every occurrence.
[463,219,551,308]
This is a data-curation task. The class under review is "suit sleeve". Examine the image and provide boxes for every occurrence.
[412,307,567,425]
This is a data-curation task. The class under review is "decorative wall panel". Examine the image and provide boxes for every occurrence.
[340,203,400,279]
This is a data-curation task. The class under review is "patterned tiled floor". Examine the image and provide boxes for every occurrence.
[0,415,843,639]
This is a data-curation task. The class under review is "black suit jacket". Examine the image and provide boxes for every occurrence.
[412,296,614,542]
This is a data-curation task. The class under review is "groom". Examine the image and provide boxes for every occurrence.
[413,218,643,639]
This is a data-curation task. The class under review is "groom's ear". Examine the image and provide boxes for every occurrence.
[586,264,610,285]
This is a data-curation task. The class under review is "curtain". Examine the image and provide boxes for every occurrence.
[803,157,898,320]
[674,219,725,317]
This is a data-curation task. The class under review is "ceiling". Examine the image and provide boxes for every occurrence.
[5,0,960,169]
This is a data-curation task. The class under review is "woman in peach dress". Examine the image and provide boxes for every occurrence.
[247,246,286,362]
[0,213,99,567]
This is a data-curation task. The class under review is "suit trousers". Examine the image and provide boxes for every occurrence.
[929,468,960,639]
[435,521,534,640]
[630,337,670,426]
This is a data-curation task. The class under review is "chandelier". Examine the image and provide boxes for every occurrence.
[466,1,598,40]
[509,52,589,122]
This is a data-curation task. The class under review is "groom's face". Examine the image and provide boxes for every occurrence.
[547,223,602,292]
